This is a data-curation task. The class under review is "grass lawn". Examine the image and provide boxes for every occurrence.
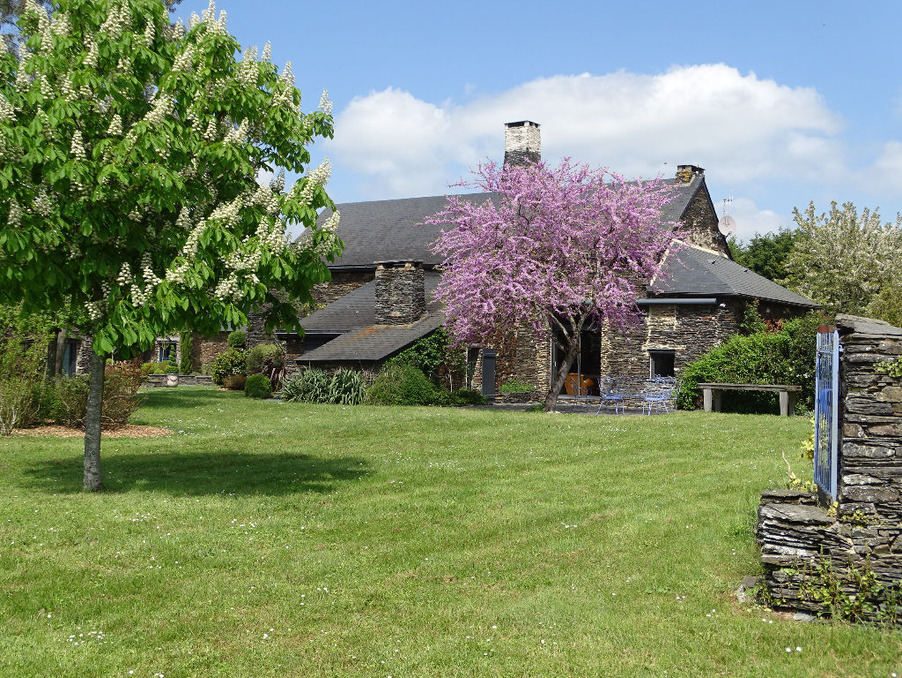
[1,387,899,677]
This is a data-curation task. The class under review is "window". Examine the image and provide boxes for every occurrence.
[649,350,675,378]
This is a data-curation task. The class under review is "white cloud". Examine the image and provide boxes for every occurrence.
[721,198,789,242]
[861,141,902,199]
[327,64,846,200]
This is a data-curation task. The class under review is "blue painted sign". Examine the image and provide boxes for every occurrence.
[814,327,839,501]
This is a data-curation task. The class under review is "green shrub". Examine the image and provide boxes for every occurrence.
[279,368,366,405]
[53,361,144,429]
[280,368,331,403]
[178,331,194,373]
[244,374,273,399]
[677,311,825,413]
[0,305,55,434]
[210,348,246,385]
[366,364,441,406]
[499,380,534,393]
[227,330,247,349]
[441,389,486,406]
[246,342,286,389]
[327,369,367,405]
[383,328,466,389]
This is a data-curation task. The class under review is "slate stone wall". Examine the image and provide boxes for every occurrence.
[600,302,741,381]
[757,315,902,620]
[678,182,730,256]
[375,262,426,325]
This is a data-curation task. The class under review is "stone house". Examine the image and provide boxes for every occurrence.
[286,121,817,394]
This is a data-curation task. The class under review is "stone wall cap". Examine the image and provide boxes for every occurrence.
[837,314,902,337]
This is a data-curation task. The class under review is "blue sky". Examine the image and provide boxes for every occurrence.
[174,0,902,241]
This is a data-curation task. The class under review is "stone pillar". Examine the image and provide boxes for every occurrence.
[504,121,541,167]
[756,314,902,621]
[374,261,426,325]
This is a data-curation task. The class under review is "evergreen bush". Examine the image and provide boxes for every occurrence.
[244,374,273,399]
[365,364,441,406]
[677,311,825,413]
[227,330,247,349]
[210,348,246,385]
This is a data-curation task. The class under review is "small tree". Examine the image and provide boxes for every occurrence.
[427,159,678,411]
[728,227,801,282]
[0,0,341,490]
[784,202,902,316]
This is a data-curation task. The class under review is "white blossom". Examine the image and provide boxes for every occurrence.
[59,74,76,102]
[51,12,71,37]
[169,19,185,40]
[318,89,332,115]
[296,158,332,206]
[6,200,21,226]
[32,190,52,217]
[0,93,14,121]
[224,118,248,146]
[100,2,130,39]
[15,64,31,93]
[172,45,194,73]
[261,42,271,62]
[143,95,174,126]
[237,47,258,86]
[70,130,87,160]
[203,118,219,141]
[83,39,99,68]
[40,26,54,51]
[38,74,52,99]
[188,13,200,29]
[107,114,123,136]
[143,20,155,46]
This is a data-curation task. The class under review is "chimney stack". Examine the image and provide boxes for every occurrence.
[675,164,705,184]
[374,261,426,325]
[504,121,541,167]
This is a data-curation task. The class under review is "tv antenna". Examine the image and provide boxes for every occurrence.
[718,195,736,237]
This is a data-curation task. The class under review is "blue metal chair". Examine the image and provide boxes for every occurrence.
[597,377,626,414]
[641,377,678,414]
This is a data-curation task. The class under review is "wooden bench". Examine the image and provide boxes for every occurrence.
[696,382,801,416]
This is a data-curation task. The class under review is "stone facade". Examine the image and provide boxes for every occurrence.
[675,167,729,255]
[375,261,426,325]
[757,315,902,621]
[601,302,741,382]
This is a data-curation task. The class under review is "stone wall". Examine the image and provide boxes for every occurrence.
[757,315,902,621]
[679,183,730,256]
[601,302,741,381]
[375,261,426,325]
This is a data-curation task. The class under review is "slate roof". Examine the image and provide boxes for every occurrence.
[317,174,706,270]
[652,245,819,308]
[300,313,446,363]
[299,272,444,363]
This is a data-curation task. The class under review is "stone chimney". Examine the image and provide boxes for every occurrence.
[675,164,705,184]
[375,261,426,325]
[504,121,541,167]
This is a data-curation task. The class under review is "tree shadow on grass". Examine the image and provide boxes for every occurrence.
[23,448,371,496]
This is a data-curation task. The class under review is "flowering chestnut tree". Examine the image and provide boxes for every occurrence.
[428,159,679,411]
[0,0,341,490]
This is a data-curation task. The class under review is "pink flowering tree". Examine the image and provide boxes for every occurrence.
[427,159,680,411]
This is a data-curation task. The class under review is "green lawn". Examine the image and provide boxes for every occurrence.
[1,388,899,677]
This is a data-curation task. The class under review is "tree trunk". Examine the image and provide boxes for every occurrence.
[83,348,105,492]
[52,328,68,381]
[543,332,581,412]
